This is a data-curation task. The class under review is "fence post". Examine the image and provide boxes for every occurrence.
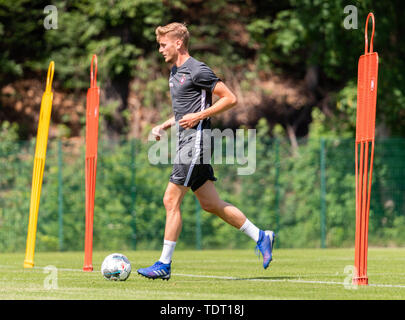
[130,138,137,250]
[195,196,202,250]
[320,138,327,248]
[57,139,64,251]
[274,138,280,246]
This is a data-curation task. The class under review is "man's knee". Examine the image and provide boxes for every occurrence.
[163,194,181,213]
[163,194,173,210]
[199,199,221,214]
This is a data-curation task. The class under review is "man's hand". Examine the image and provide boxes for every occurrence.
[151,116,175,140]
[179,112,202,129]
[151,124,165,141]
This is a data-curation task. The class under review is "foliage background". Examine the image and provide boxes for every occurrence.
[0,0,404,251]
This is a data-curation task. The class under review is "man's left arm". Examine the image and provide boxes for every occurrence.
[179,81,237,129]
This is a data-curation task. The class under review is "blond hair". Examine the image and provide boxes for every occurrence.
[155,22,190,49]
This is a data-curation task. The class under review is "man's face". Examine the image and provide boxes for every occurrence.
[158,34,181,64]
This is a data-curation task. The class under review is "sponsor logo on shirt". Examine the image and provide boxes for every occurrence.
[180,74,186,85]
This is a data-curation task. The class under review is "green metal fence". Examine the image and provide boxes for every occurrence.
[0,137,404,252]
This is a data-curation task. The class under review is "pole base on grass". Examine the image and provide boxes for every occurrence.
[352,276,368,285]
[83,265,93,272]
[23,260,34,268]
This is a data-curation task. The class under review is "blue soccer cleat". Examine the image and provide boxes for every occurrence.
[137,261,171,280]
[255,230,275,269]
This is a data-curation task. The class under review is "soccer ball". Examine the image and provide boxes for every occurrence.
[101,253,131,281]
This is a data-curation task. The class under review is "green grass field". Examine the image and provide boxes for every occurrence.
[1,248,405,300]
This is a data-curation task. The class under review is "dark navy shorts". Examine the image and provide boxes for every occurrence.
[169,128,217,192]
[170,163,217,192]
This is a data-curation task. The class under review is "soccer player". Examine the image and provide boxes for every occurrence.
[137,22,275,280]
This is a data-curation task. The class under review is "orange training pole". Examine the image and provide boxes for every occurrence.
[83,55,100,272]
[353,13,378,285]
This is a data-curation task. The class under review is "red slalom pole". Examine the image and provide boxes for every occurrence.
[83,55,100,272]
[353,13,378,285]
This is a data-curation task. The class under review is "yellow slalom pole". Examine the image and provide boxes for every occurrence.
[24,61,55,268]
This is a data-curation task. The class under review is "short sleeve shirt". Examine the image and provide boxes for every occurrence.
[169,56,220,134]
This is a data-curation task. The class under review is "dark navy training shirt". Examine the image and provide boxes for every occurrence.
[169,56,220,134]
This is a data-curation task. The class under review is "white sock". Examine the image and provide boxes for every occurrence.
[159,240,176,264]
[239,218,260,243]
